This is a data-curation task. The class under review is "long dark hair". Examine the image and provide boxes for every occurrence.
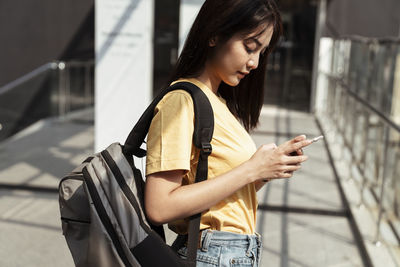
[165,0,283,132]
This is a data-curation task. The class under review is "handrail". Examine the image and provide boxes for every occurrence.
[322,72,400,133]
[315,37,400,253]
[0,59,95,141]
[0,60,95,96]
[0,62,58,95]
[331,35,400,44]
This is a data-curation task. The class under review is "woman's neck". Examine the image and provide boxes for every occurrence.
[195,64,221,95]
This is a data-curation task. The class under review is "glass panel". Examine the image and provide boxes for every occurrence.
[0,67,56,141]
[0,61,94,142]
[353,101,367,166]
[316,37,400,239]
[382,128,400,218]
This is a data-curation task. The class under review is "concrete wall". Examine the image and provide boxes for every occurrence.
[0,1,93,87]
[324,0,400,38]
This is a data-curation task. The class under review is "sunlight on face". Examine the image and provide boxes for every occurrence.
[209,23,274,86]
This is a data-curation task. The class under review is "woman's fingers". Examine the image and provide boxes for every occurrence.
[286,139,312,155]
[286,164,301,172]
[255,138,310,181]
[284,154,308,165]
[280,172,293,178]
[296,148,303,155]
[278,136,312,156]
[289,148,303,156]
[278,164,302,179]
[279,135,306,149]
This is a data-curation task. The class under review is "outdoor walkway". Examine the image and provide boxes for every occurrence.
[0,106,368,267]
[253,107,364,267]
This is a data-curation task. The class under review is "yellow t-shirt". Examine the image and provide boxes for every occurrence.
[145,77,258,234]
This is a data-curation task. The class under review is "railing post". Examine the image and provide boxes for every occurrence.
[84,63,91,107]
[357,109,370,208]
[58,61,66,119]
[391,138,400,219]
[373,124,390,246]
[65,64,71,114]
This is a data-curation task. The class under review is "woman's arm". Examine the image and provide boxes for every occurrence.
[145,160,256,225]
[145,135,311,225]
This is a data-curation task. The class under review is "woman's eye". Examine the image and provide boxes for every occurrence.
[244,45,255,53]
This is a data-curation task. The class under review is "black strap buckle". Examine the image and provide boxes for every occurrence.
[201,142,212,155]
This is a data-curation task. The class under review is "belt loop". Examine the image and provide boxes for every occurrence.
[201,230,212,252]
[246,235,254,257]
[255,232,262,247]
[246,235,257,267]
[246,235,259,267]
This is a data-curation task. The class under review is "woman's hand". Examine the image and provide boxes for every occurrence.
[248,134,312,181]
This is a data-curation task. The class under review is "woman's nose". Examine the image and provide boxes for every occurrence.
[247,57,259,70]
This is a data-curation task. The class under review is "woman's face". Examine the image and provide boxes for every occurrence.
[208,23,274,86]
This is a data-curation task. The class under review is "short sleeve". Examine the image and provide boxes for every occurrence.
[145,90,195,176]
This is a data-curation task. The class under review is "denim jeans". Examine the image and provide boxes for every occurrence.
[177,229,262,267]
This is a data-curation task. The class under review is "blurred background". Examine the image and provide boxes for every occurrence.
[0,0,399,266]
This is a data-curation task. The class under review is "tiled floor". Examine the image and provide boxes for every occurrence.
[0,189,73,267]
[257,213,362,267]
[253,106,363,267]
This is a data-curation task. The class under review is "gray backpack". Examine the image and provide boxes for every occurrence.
[59,82,214,267]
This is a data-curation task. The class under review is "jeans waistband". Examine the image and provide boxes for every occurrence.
[199,229,261,252]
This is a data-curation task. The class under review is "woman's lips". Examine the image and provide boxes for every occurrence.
[237,71,248,78]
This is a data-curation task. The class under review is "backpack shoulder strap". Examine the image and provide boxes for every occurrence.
[123,81,214,158]
[123,81,214,265]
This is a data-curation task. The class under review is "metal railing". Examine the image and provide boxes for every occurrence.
[0,60,94,141]
[314,37,400,248]
[56,60,94,118]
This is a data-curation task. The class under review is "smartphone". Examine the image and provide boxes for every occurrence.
[309,135,324,143]
[289,135,324,156]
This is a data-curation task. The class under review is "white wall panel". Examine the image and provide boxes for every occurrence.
[95,0,153,152]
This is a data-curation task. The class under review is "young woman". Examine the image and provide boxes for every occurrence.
[145,0,313,266]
